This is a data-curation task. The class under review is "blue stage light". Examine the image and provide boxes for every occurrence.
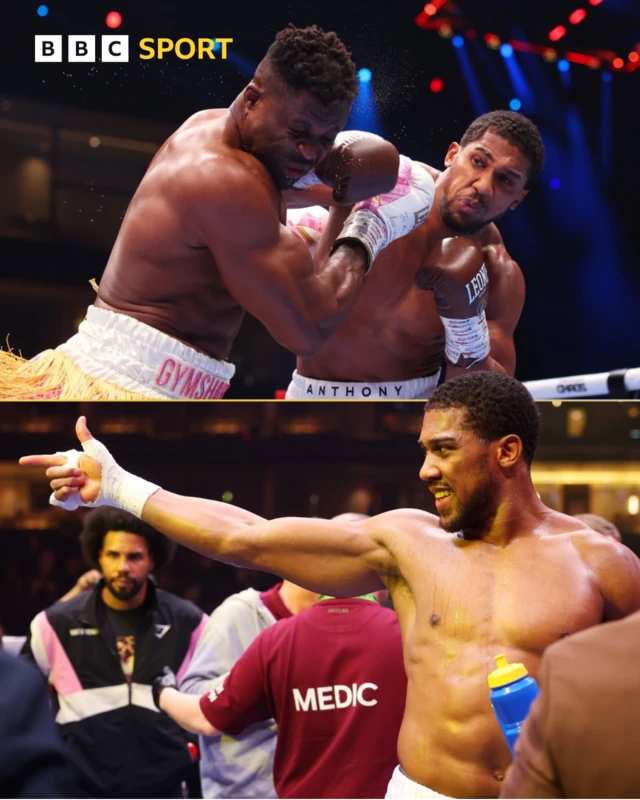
[37,4,49,15]
[452,35,464,48]
[500,43,514,58]
[358,68,372,83]
[509,98,522,111]
[601,71,612,83]
[550,178,562,190]
[558,59,570,72]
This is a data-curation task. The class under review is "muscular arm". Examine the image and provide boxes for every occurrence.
[446,236,524,380]
[143,492,390,596]
[187,158,368,357]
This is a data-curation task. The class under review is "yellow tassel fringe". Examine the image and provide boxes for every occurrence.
[0,348,152,400]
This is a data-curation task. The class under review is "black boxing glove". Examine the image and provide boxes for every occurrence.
[152,666,178,711]
[292,131,399,204]
[415,237,490,368]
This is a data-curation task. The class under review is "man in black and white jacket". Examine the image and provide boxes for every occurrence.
[22,507,207,799]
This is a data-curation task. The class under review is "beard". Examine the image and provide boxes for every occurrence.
[437,477,495,534]
[104,575,145,602]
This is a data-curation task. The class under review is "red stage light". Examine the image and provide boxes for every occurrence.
[565,51,600,67]
[106,11,122,29]
[424,3,437,14]
[568,8,587,24]
[430,77,444,93]
[588,0,603,5]
[629,52,639,63]
[549,25,566,41]
[612,57,624,68]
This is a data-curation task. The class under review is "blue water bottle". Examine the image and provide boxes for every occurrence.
[488,653,539,755]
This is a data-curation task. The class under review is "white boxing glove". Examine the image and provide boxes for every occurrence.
[50,439,160,518]
[332,156,436,271]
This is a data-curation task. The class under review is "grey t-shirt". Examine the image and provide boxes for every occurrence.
[179,587,289,799]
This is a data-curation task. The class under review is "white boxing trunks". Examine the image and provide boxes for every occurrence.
[285,370,440,400]
[55,306,235,399]
[385,766,456,799]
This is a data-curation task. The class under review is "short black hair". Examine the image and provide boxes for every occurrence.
[263,24,358,107]
[426,373,541,465]
[80,507,176,571]
[460,110,545,187]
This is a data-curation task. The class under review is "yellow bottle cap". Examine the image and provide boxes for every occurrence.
[488,653,529,688]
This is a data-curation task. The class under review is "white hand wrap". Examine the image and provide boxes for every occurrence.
[334,156,435,270]
[49,440,160,518]
[441,312,491,367]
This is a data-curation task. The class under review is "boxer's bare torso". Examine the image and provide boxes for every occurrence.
[297,166,524,382]
[96,109,286,359]
[372,508,640,797]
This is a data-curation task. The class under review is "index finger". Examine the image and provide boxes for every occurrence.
[19,454,69,467]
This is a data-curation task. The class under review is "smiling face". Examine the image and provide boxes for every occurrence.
[439,131,531,234]
[418,407,500,533]
[241,80,350,190]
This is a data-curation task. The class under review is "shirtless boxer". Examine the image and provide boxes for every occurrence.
[284,111,544,399]
[21,371,640,798]
[0,25,434,400]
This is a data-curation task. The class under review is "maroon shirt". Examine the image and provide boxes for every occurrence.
[200,599,406,799]
[259,583,292,622]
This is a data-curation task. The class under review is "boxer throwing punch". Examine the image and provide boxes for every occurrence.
[285,111,544,399]
[0,25,434,400]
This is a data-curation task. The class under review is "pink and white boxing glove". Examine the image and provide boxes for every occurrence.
[332,156,436,272]
[287,206,329,259]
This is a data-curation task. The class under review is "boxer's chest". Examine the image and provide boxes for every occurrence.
[397,536,603,658]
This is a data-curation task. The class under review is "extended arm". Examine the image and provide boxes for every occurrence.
[143,492,388,596]
[20,419,393,597]
[160,688,218,737]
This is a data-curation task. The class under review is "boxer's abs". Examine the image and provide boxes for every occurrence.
[298,284,446,382]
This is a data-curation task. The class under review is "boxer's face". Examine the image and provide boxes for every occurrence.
[242,82,349,189]
[98,531,154,603]
[419,408,497,534]
[440,131,530,234]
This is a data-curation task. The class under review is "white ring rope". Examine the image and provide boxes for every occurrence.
[523,367,640,399]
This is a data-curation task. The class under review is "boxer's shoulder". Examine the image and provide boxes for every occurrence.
[366,508,442,543]
[480,224,520,278]
[180,147,279,219]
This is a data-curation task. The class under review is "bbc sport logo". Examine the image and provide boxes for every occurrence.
[34,36,233,62]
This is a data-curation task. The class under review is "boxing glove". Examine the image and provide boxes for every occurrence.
[333,156,436,272]
[415,237,490,368]
[292,131,399,204]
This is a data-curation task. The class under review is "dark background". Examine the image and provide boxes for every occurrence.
[1,399,639,634]
[0,0,639,396]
